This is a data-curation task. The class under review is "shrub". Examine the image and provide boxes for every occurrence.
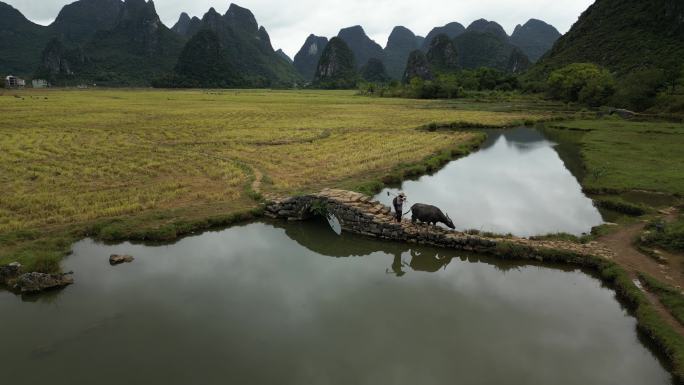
[652,93,684,114]
[641,217,684,252]
[611,68,667,111]
[547,63,616,106]
[375,68,521,100]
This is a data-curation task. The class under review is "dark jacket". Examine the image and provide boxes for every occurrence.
[393,196,405,212]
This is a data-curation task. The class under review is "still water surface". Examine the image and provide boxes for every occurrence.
[376,127,604,236]
[0,221,671,385]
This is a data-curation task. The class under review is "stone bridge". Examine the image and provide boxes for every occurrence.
[265,189,614,261]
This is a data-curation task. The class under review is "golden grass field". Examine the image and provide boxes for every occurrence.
[0,89,558,234]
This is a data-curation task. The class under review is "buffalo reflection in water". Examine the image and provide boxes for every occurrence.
[273,218,564,277]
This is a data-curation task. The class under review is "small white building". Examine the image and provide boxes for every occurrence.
[32,79,49,88]
[5,75,25,88]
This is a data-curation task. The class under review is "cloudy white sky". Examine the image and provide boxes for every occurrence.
[6,0,594,57]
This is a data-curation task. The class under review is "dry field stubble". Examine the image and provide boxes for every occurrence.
[0,89,553,235]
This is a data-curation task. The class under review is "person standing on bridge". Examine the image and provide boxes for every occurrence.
[392,192,407,223]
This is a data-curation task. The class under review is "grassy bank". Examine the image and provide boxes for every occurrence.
[0,89,559,272]
[640,273,684,326]
[546,118,684,196]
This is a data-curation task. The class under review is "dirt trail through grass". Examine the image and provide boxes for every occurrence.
[598,209,684,333]
[642,287,684,336]
[599,220,683,288]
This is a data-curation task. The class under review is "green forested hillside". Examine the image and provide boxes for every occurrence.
[361,58,390,83]
[384,26,419,79]
[533,0,684,76]
[453,31,512,71]
[4,0,299,87]
[0,2,50,76]
[314,37,358,89]
[293,34,329,81]
[420,22,465,51]
[426,34,459,73]
[510,19,561,62]
[337,25,385,69]
[45,0,184,86]
[170,29,243,88]
[182,5,300,87]
[49,0,123,45]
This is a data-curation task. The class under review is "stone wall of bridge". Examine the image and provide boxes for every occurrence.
[264,189,614,260]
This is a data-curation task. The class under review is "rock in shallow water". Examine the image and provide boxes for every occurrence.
[13,272,74,293]
[0,262,22,285]
[109,254,135,265]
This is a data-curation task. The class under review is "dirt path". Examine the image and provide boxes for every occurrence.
[599,221,683,288]
[251,168,263,194]
[598,210,683,288]
[251,168,280,202]
[597,209,684,334]
[641,285,684,336]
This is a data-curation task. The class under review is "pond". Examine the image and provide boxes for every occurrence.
[375,127,604,237]
[0,220,672,385]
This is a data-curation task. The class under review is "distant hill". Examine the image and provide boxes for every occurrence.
[47,0,184,85]
[314,37,358,88]
[361,58,390,83]
[276,49,293,64]
[293,34,328,81]
[420,22,465,51]
[176,14,202,38]
[465,19,509,41]
[3,0,299,87]
[34,0,184,85]
[171,12,201,37]
[0,2,50,75]
[426,34,458,73]
[507,47,532,74]
[452,19,530,72]
[172,4,300,87]
[171,29,243,88]
[403,50,432,82]
[337,25,384,69]
[533,0,684,77]
[49,0,123,45]
[1,0,564,87]
[34,38,84,81]
[510,19,561,62]
[384,26,419,79]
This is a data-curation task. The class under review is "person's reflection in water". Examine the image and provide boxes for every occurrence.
[389,251,406,277]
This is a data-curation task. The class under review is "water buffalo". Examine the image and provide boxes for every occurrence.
[411,204,455,229]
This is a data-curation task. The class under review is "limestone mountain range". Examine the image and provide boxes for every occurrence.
[295,19,561,81]
[1,0,561,86]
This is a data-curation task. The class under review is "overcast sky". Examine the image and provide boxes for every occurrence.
[6,0,594,57]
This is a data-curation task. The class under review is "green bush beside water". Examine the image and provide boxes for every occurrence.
[641,217,684,252]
